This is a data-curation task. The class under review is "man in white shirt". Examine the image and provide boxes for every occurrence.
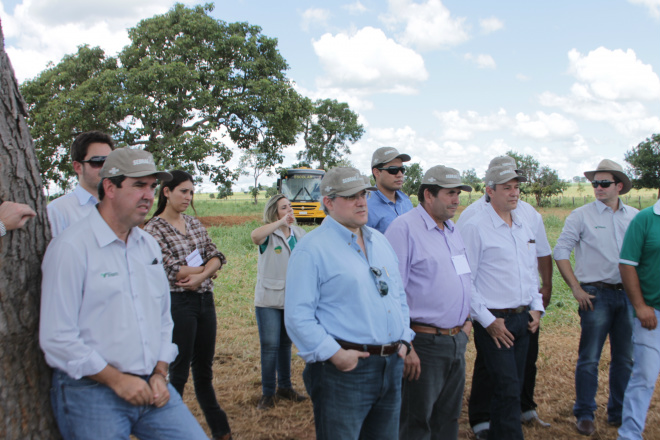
[47,131,114,237]
[40,148,208,440]
[461,165,544,440]
[554,159,637,436]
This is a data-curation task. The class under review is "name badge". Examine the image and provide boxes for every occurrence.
[185,249,203,267]
[451,254,471,275]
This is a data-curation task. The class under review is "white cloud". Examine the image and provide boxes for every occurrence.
[434,109,509,141]
[301,8,331,31]
[464,53,496,69]
[381,0,470,51]
[312,27,428,95]
[479,17,503,34]
[343,1,367,14]
[628,0,660,18]
[512,112,579,140]
[516,73,530,81]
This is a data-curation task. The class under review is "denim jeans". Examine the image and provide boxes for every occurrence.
[618,310,660,440]
[255,306,292,396]
[473,311,530,440]
[303,352,404,440]
[50,369,208,440]
[400,331,468,440]
[170,291,230,438]
[574,285,633,423]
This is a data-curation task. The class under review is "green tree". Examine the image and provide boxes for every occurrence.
[265,182,278,198]
[625,134,660,199]
[506,150,569,206]
[401,162,423,197]
[461,168,483,202]
[297,98,364,170]
[239,147,275,204]
[217,181,233,199]
[21,3,307,189]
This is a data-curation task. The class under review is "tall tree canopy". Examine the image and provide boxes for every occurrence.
[625,134,660,199]
[506,150,569,207]
[21,3,307,190]
[297,98,364,170]
[401,162,423,197]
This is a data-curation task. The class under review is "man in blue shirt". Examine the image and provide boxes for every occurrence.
[367,146,414,233]
[285,167,414,440]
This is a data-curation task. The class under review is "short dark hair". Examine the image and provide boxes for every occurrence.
[97,175,126,201]
[417,184,441,204]
[71,131,115,163]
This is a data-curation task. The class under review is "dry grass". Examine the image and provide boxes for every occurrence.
[179,215,660,440]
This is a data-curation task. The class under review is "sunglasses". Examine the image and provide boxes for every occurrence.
[377,166,406,175]
[370,266,389,297]
[80,156,107,169]
[591,180,616,189]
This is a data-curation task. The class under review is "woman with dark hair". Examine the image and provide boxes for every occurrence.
[250,194,307,409]
[144,170,232,440]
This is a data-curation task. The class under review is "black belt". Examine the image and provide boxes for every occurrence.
[581,282,624,291]
[336,339,401,356]
[488,305,529,314]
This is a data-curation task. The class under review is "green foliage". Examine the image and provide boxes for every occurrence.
[21,3,307,189]
[239,148,276,204]
[265,182,278,198]
[506,150,569,207]
[209,193,215,199]
[217,181,233,199]
[461,168,483,200]
[625,133,660,199]
[297,98,364,170]
[401,162,423,196]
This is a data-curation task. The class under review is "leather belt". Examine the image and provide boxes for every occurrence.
[411,323,463,336]
[336,340,401,356]
[488,305,529,314]
[581,281,624,291]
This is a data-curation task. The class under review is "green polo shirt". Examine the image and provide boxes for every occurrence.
[620,201,660,310]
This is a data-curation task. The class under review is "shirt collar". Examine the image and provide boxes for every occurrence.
[373,189,401,205]
[89,207,143,248]
[73,184,97,206]
[485,202,521,228]
[595,198,627,213]
[417,204,454,232]
[654,198,660,216]
[324,214,373,243]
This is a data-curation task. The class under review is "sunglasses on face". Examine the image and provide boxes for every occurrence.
[370,266,389,297]
[591,180,615,189]
[377,166,406,175]
[80,156,107,169]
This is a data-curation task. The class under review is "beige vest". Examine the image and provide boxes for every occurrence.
[254,225,306,309]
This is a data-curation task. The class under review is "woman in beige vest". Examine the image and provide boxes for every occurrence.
[250,194,307,409]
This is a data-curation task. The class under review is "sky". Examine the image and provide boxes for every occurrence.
[1,0,660,192]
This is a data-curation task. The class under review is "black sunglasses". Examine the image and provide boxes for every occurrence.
[370,266,389,297]
[80,156,107,169]
[377,166,406,175]
[591,180,615,189]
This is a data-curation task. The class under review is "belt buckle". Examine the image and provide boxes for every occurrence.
[380,344,388,356]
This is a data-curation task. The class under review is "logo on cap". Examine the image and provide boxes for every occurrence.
[342,176,360,184]
[133,158,154,166]
[109,167,120,175]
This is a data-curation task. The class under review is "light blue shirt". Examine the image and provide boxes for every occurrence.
[284,215,413,363]
[367,189,414,233]
[47,184,98,237]
[40,208,178,379]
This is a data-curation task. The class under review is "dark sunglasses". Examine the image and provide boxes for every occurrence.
[370,266,389,297]
[80,156,107,169]
[591,180,615,189]
[377,166,406,175]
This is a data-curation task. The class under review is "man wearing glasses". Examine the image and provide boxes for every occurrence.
[554,159,637,436]
[285,167,413,440]
[385,165,473,440]
[367,146,413,233]
[47,131,114,236]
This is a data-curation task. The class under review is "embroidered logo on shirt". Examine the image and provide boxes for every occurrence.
[274,246,282,254]
[101,272,119,278]
[594,226,606,229]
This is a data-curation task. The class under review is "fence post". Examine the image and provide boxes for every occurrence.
[572,197,575,206]
[639,196,642,210]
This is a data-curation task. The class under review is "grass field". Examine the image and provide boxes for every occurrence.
[178,198,660,440]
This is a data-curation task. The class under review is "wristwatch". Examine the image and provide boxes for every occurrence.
[0,220,6,237]
[400,340,412,355]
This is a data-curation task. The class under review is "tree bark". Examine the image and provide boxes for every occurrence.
[0,22,59,439]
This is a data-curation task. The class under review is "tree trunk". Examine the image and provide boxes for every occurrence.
[0,23,59,439]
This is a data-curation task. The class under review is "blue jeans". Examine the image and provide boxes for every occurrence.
[303,353,404,440]
[255,306,292,396]
[50,369,208,440]
[473,311,530,440]
[170,291,230,438]
[574,285,633,423]
[618,311,660,440]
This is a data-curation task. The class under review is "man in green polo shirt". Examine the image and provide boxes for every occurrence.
[617,197,660,440]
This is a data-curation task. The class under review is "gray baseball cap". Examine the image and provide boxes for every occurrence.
[321,167,377,197]
[485,165,527,186]
[422,165,472,192]
[100,148,172,181]
[584,159,632,195]
[371,147,411,167]
[488,155,520,172]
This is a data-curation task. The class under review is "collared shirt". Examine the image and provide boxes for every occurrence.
[385,205,471,328]
[554,199,638,284]
[40,208,178,379]
[143,214,226,293]
[47,184,98,237]
[457,195,551,258]
[284,215,413,363]
[367,189,414,233]
[461,204,544,328]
